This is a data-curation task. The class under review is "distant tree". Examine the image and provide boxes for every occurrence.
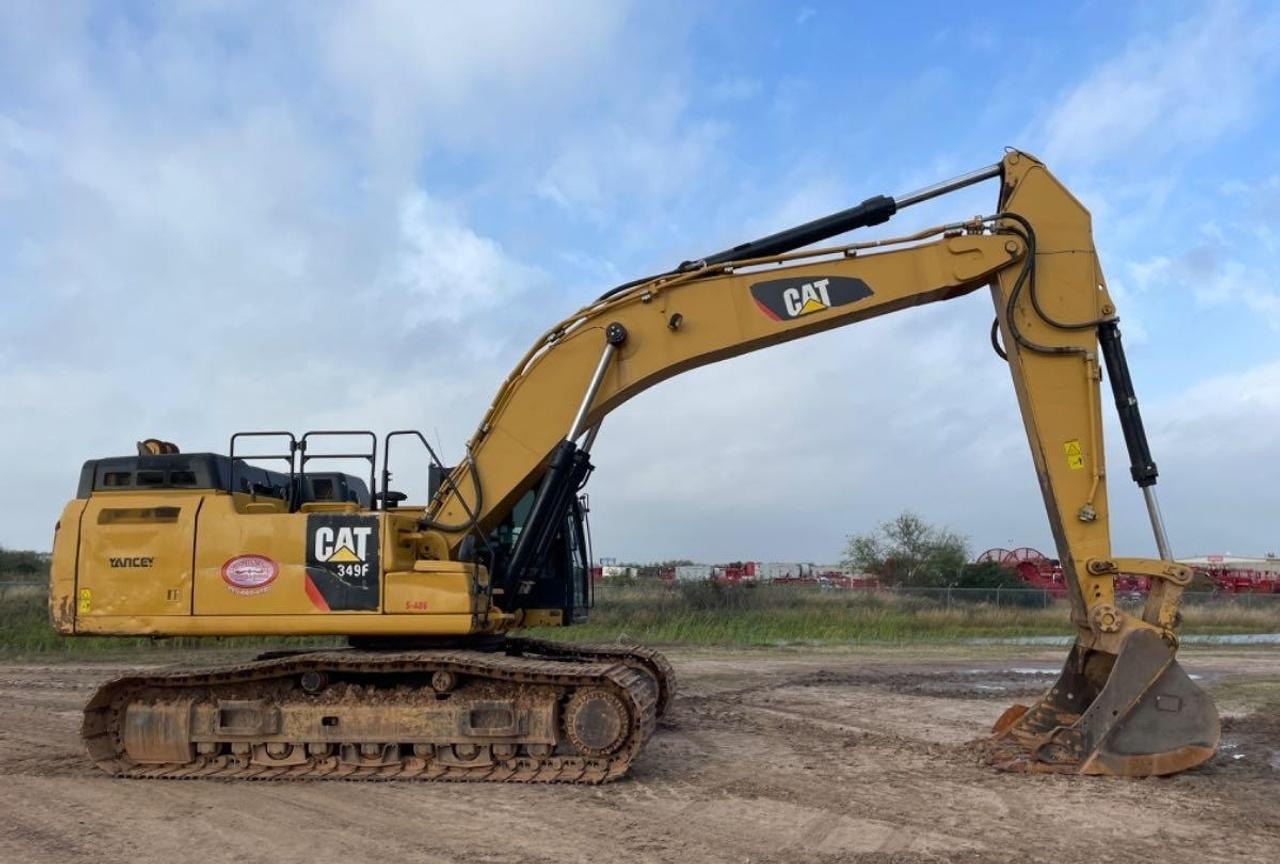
[843,512,969,587]
[0,547,51,582]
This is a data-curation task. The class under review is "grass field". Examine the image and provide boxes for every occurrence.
[0,589,342,655]
[529,579,1280,645]
[3,579,1279,655]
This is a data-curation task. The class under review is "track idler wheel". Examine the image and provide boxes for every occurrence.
[563,688,630,757]
[979,629,1219,776]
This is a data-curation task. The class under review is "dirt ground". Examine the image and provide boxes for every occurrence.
[0,645,1276,864]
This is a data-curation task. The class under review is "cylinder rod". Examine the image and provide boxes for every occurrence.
[893,162,1003,209]
[1143,486,1174,561]
[581,421,603,454]
[567,343,617,442]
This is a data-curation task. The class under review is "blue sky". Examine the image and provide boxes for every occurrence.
[2,1,1278,563]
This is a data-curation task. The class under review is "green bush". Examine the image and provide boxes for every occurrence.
[0,547,50,582]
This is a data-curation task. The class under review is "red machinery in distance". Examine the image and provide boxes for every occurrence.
[604,550,1280,594]
[976,547,1068,594]
[717,561,757,584]
[974,547,1153,595]
[978,548,1280,594]
[1182,555,1280,594]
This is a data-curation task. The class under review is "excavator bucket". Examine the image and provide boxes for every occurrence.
[979,629,1219,776]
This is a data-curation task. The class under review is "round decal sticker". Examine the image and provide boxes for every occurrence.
[221,554,279,596]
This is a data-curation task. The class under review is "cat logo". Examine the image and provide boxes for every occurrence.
[749,275,873,321]
[305,515,380,612]
[785,278,833,317]
[313,525,374,565]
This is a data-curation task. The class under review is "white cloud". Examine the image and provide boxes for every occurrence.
[1193,260,1280,329]
[535,87,727,227]
[318,1,633,167]
[1040,3,1280,167]
[1161,359,1280,450]
[394,190,542,326]
[1128,243,1280,332]
[1221,174,1280,252]
[1147,359,1280,556]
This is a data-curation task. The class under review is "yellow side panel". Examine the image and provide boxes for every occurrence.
[384,562,488,615]
[193,496,329,615]
[76,492,201,617]
[49,499,87,633]
[63,492,511,637]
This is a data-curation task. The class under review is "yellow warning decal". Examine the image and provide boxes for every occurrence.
[1063,440,1085,470]
[78,588,92,614]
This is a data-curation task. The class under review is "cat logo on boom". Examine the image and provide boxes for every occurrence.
[749,275,873,321]
[786,278,833,316]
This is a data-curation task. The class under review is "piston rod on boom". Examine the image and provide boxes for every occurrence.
[688,162,1003,268]
[498,323,627,603]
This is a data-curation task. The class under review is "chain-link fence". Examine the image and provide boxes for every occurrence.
[893,586,1059,609]
[878,585,1280,611]
[6,578,1278,611]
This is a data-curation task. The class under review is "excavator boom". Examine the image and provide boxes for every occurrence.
[423,149,1217,775]
[50,150,1218,781]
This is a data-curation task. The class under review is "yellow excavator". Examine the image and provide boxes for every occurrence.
[49,149,1218,782]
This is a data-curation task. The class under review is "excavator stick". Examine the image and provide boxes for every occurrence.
[981,631,1219,776]
[964,154,1221,777]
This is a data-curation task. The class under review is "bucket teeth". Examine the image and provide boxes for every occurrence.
[977,630,1220,777]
